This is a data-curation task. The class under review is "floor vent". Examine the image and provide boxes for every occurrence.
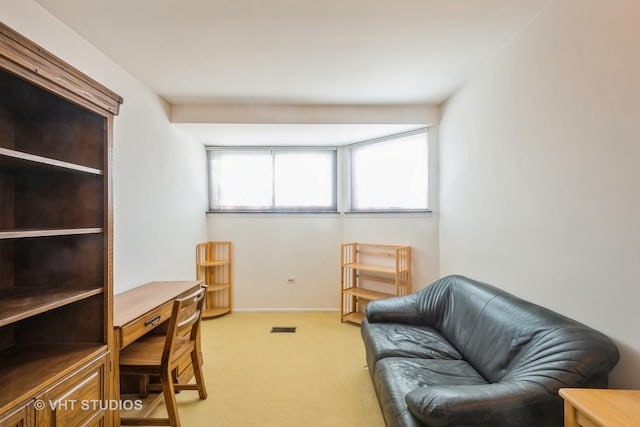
[270,327,297,333]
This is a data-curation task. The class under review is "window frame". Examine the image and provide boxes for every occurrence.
[207,146,338,213]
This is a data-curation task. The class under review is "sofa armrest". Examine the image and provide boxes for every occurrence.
[365,293,423,324]
[405,383,558,427]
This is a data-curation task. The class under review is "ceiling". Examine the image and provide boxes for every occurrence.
[34,0,550,145]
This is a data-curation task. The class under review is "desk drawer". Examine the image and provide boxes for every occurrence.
[120,301,173,348]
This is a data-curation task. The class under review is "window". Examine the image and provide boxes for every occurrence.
[350,129,428,211]
[208,148,337,212]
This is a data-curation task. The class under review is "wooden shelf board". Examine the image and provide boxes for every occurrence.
[342,312,365,325]
[0,228,103,240]
[0,147,103,175]
[350,243,409,250]
[0,287,104,327]
[343,262,406,274]
[0,344,107,414]
[202,307,231,318]
[207,284,231,292]
[199,261,230,268]
[343,287,393,301]
[357,273,396,284]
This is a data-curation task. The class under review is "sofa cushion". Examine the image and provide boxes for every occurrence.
[405,382,562,427]
[361,320,462,377]
[374,358,488,427]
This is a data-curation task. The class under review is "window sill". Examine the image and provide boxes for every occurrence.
[207,210,339,214]
[343,210,432,219]
[345,209,432,214]
[206,211,342,219]
[206,210,433,219]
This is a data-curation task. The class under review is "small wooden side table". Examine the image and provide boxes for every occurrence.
[559,388,640,427]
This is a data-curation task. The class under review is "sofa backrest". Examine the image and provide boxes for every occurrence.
[417,275,619,385]
[416,275,503,355]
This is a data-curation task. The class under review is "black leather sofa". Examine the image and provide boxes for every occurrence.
[361,275,619,427]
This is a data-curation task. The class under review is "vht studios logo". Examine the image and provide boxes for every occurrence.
[34,399,143,411]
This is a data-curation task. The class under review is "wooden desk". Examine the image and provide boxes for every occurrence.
[560,388,640,427]
[112,281,204,424]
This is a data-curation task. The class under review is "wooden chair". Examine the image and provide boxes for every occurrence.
[119,286,208,426]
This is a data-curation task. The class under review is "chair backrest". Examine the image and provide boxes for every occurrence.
[162,286,207,367]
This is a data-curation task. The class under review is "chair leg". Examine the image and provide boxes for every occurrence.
[161,369,181,427]
[138,374,150,398]
[191,349,208,400]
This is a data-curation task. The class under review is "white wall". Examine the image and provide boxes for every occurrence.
[1,0,208,293]
[439,0,640,388]
[207,214,343,310]
[207,213,439,310]
[207,128,440,310]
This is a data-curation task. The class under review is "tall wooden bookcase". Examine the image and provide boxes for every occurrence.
[340,243,412,325]
[0,23,122,425]
[196,241,232,318]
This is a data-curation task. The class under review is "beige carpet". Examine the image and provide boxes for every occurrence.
[137,311,385,426]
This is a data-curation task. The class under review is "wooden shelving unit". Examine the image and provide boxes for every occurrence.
[196,241,232,318]
[0,22,122,425]
[340,243,412,325]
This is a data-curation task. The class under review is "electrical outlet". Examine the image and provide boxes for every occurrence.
[287,278,296,285]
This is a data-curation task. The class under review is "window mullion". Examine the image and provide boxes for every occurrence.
[271,149,276,210]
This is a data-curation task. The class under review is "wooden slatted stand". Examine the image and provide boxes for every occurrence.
[196,242,233,318]
[340,243,412,325]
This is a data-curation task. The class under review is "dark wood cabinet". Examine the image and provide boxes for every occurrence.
[0,400,33,427]
[0,22,122,425]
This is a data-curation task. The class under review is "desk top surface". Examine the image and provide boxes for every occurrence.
[560,388,640,427]
[113,281,203,327]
